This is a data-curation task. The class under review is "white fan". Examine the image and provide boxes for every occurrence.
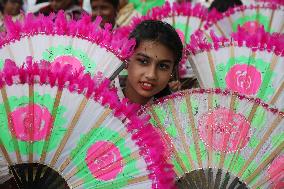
[0,11,135,80]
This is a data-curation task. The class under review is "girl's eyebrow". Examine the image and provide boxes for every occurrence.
[136,53,150,59]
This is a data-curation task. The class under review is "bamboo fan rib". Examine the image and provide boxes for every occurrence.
[0,59,174,189]
[0,11,135,79]
[143,89,284,189]
[187,30,284,110]
[204,4,284,38]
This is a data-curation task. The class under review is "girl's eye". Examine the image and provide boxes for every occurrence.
[137,58,148,65]
[159,63,170,70]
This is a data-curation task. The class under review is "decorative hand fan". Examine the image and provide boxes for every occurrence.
[142,88,284,188]
[0,58,175,189]
[129,0,165,15]
[187,29,284,110]
[204,4,284,38]
[0,11,135,80]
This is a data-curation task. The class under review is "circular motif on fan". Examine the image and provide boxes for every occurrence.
[71,127,138,187]
[198,107,250,152]
[232,13,270,33]
[86,141,123,181]
[0,93,67,155]
[129,0,165,15]
[225,64,262,95]
[268,155,284,188]
[43,45,96,74]
[215,57,275,100]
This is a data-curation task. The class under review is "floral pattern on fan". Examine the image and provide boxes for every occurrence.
[215,56,275,101]
[268,155,284,188]
[43,45,96,74]
[198,107,251,153]
[0,93,67,155]
[232,13,271,33]
[86,141,123,181]
[71,127,138,187]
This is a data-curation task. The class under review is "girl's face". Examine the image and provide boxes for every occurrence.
[125,40,175,105]
[91,0,117,27]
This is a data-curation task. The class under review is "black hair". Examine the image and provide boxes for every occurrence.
[129,20,183,99]
[129,20,183,74]
[90,0,119,10]
[209,0,243,13]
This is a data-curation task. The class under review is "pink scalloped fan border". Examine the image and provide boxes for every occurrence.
[0,57,176,189]
[186,27,284,56]
[143,88,284,117]
[205,3,283,29]
[0,11,136,60]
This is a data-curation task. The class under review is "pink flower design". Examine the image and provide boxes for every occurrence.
[225,64,262,95]
[85,141,123,181]
[54,56,83,73]
[268,155,284,189]
[242,21,261,35]
[198,107,250,152]
[10,104,52,141]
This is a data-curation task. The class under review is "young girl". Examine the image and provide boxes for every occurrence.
[115,20,183,105]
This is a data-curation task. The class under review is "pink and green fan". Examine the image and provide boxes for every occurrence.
[0,11,135,80]
[143,88,284,188]
[204,3,284,38]
[187,29,284,110]
[0,58,175,189]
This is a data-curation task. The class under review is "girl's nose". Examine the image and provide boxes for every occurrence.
[145,66,157,80]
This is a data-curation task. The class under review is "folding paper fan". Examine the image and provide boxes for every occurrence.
[142,88,284,188]
[0,11,135,80]
[204,4,284,38]
[0,58,175,189]
[187,29,284,110]
[129,0,165,15]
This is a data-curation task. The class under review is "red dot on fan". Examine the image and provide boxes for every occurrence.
[85,141,123,181]
[10,104,52,141]
[198,107,250,152]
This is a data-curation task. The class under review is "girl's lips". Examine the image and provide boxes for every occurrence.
[139,81,154,91]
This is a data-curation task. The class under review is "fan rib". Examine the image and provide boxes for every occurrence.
[228,16,234,31]
[58,108,113,172]
[0,139,12,164]
[245,140,284,184]
[150,107,185,176]
[237,115,283,178]
[268,9,275,33]
[28,84,34,164]
[184,16,190,43]
[207,93,213,169]
[185,95,203,169]
[207,51,218,88]
[1,87,22,164]
[39,89,63,164]
[169,99,194,172]
[270,81,284,104]
[280,22,284,33]
[215,23,226,38]
[50,97,89,167]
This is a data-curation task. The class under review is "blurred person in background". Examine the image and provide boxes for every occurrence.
[90,0,119,28]
[0,0,24,31]
[116,0,140,27]
[37,0,85,20]
[209,0,242,12]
